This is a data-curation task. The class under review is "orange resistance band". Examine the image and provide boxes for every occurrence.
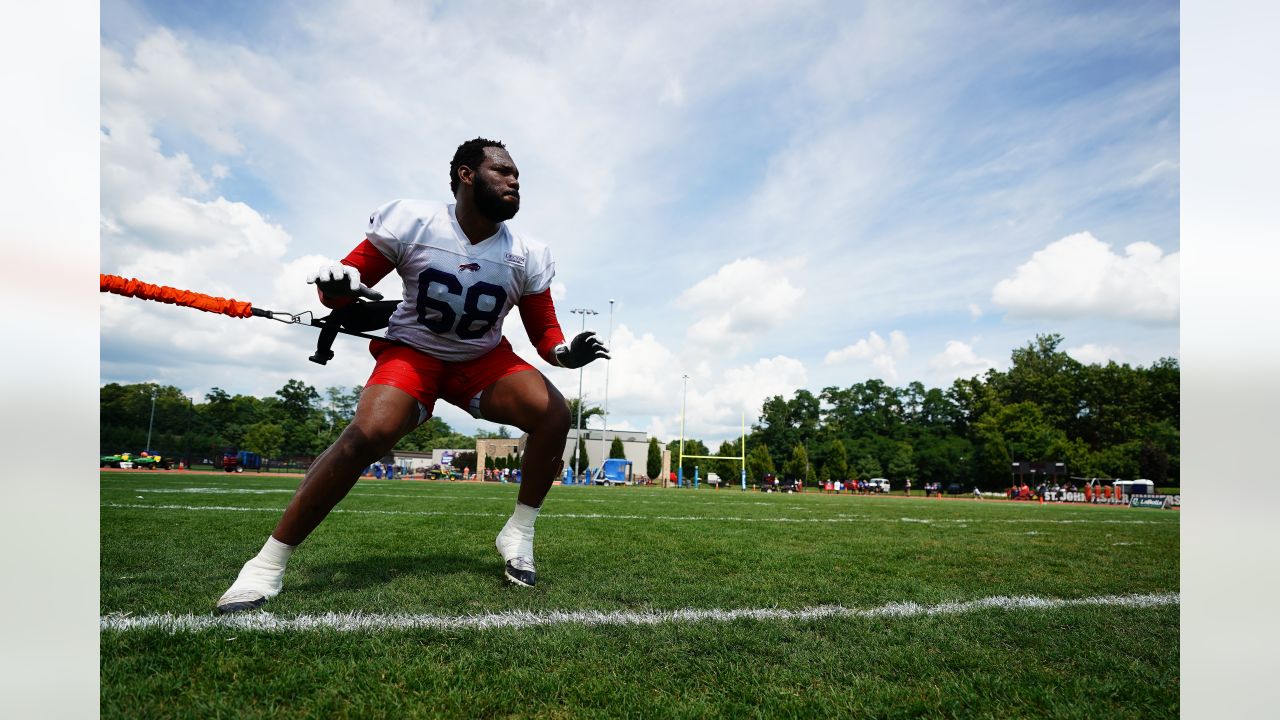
[99,274,254,318]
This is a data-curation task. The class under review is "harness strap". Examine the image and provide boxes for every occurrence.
[307,300,401,365]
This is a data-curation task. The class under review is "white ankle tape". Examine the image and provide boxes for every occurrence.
[510,502,541,530]
[258,536,296,567]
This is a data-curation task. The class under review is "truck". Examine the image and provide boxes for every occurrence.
[221,451,240,472]
[132,452,171,470]
[100,452,134,469]
[100,451,170,469]
[594,458,633,485]
[220,449,262,472]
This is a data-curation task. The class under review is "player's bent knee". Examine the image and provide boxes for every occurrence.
[533,397,571,438]
[336,416,410,461]
[548,403,571,437]
[482,372,571,435]
[507,403,569,438]
[539,379,571,436]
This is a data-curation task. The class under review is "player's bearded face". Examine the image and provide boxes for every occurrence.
[473,172,519,222]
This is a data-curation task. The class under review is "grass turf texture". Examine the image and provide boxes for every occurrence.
[101,472,1179,718]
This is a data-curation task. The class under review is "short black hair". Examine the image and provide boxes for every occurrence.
[450,137,507,195]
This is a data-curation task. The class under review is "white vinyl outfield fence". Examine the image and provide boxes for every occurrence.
[100,592,1179,634]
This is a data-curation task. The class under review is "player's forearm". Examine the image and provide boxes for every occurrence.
[518,290,567,365]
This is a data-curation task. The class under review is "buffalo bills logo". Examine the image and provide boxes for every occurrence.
[458,263,481,272]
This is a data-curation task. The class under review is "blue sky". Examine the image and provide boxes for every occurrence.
[99,0,1180,446]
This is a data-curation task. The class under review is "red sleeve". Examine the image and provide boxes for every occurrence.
[317,239,397,308]
[518,289,567,365]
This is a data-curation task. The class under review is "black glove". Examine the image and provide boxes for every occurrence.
[555,331,610,369]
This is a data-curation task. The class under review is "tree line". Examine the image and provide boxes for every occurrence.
[100,380,481,465]
[659,334,1178,489]
[102,334,1177,488]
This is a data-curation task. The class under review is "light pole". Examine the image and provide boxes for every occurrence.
[804,440,811,490]
[679,374,689,487]
[145,386,157,453]
[599,299,614,474]
[569,307,598,483]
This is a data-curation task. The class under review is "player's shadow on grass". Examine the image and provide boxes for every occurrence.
[292,553,493,591]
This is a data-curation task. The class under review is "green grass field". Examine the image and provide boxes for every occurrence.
[100,471,1179,718]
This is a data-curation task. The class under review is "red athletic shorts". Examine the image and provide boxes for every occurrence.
[366,337,536,421]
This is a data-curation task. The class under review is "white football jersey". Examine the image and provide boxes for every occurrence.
[365,199,556,361]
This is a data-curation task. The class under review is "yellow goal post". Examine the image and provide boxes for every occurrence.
[677,408,747,490]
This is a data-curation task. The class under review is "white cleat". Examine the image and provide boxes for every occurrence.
[215,556,285,614]
[215,588,269,614]
[503,556,537,587]
[495,523,537,587]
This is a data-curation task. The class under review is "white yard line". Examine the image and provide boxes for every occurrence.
[100,591,1179,633]
[120,486,810,508]
[103,502,501,519]
[131,487,296,495]
[101,502,1177,525]
[107,480,1168,513]
[128,488,483,501]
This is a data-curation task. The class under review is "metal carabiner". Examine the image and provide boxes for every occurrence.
[250,307,315,326]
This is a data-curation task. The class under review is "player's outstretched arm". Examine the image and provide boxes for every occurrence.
[517,289,610,368]
[554,331,610,369]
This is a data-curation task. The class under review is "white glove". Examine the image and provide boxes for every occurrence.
[306,262,383,300]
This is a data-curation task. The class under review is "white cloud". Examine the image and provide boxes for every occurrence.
[100,14,795,430]
[118,196,289,260]
[1128,160,1178,188]
[582,324,684,418]
[679,355,809,445]
[101,34,293,292]
[677,258,804,356]
[991,232,1179,323]
[101,30,285,155]
[95,3,1180,445]
[735,115,916,257]
[98,33,359,404]
[1065,343,1123,366]
[891,331,910,356]
[659,75,685,107]
[100,130,303,392]
[928,340,996,382]
[824,330,909,382]
[533,321,807,446]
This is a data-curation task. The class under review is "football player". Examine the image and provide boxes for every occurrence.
[216,138,608,613]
